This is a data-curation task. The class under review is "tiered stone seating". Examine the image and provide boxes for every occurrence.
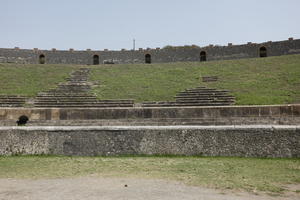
[142,86,235,107]
[0,95,26,107]
[34,68,134,108]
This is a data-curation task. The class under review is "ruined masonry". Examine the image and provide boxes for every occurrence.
[142,87,235,107]
[33,68,134,107]
[0,38,300,65]
[0,95,26,107]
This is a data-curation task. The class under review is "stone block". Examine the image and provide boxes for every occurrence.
[280,105,293,116]
[292,105,300,116]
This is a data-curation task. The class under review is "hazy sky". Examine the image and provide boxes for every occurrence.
[1,0,299,50]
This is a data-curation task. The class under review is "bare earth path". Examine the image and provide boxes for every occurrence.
[0,177,299,200]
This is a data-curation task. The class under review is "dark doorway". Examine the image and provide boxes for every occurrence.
[39,54,45,64]
[145,54,151,64]
[200,51,207,62]
[259,47,267,57]
[93,55,99,65]
[17,115,29,126]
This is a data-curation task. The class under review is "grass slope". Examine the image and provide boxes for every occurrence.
[0,63,78,97]
[0,54,299,105]
[90,54,300,105]
[0,156,299,194]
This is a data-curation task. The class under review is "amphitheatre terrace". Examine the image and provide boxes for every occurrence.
[0,41,299,158]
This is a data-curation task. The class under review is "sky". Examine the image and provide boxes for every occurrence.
[0,0,300,50]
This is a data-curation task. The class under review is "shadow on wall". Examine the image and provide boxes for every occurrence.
[39,54,45,64]
[200,51,207,61]
[16,115,29,126]
[93,55,99,65]
[259,46,267,57]
[145,54,151,64]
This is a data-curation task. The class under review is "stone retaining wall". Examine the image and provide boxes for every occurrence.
[0,125,299,157]
[1,39,300,64]
[0,104,299,126]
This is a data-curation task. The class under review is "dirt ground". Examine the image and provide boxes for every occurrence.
[0,177,299,200]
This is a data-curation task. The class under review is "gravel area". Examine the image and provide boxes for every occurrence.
[0,177,299,200]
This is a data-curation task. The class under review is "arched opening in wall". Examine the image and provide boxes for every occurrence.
[39,54,46,64]
[145,54,151,64]
[93,55,99,65]
[259,47,267,57]
[200,51,207,62]
[16,115,29,126]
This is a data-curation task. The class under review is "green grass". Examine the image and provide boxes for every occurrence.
[90,55,300,104]
[0,54,300,104]
[0,63,79,97]
[0,156,299,194]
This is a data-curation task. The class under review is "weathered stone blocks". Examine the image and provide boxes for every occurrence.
[0,126,299,157]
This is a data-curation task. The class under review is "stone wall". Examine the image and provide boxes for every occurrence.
[1,38,300,64]
[0,125,299,157]
[0,104,299,126]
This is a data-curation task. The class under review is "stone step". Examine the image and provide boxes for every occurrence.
[48,89,91,92]
[175,95,233,99]
[141,103,232,107]
[175,97,235,100]
[59,83,91,85]
[34,104,134,107]
[36,94,96,97]
[34,101,99,104]
[0,96,26,98]
[0,97,26,100]
[0,101,25,104]
[0,101,26,104]
[0,104,24,107]
[35,97,97,100]
[35,97,98,100]
[178,91,230,95]
[175,100,235,103]
[57,84,91,87]
[34,100,133,104]
[184,88,227,91]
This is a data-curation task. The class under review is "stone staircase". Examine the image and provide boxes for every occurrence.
[0,95,26,107]
[142,86,235,107]
[34,68,134,108]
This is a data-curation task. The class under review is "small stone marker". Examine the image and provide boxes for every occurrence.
[202,76,218,82]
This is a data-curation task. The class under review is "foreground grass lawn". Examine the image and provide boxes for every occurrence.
[0,156,299,194]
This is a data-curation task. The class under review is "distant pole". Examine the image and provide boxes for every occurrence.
[132,39,135,64]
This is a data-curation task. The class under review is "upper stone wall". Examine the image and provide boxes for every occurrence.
[1,38,300,64]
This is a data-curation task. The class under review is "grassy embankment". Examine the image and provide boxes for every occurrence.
[0,63,79,96]
[0,54,300,104]
[0,156,299,194]
[90,54,300,105]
